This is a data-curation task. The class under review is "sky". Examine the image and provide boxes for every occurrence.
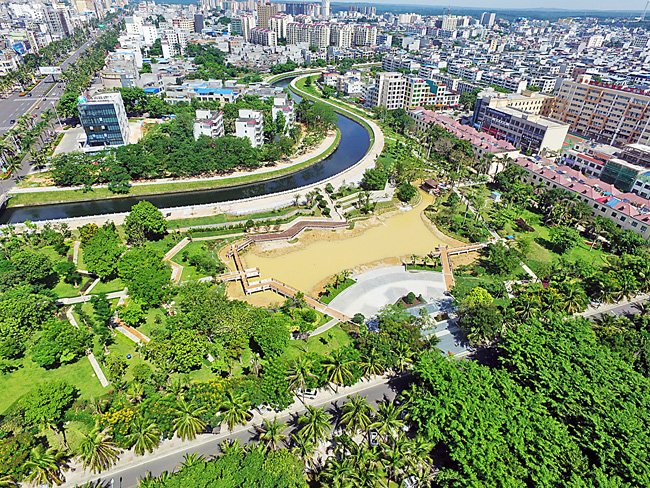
[361,0,644,12]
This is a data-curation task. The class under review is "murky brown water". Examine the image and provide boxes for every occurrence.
[242,192,459,295]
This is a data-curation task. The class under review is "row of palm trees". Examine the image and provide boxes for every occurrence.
[0,111,56,177]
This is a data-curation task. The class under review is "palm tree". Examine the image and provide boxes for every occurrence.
[127,417,161,456]
[321,349,354,392]
[290,431,318,472]
[220,438,245,456]
[77,426,120,474]
[0,475,18,488]
[561,285,588,314]
[319,458,355,488]
[126,381,144,403]
[180,452,207,468]
[298,405,332,443]
[339,394,375,435]
[394,343,414,373]
[359,349,385,379]
[173,399,207,441]
[614,270,639,302]
[286,356,316,402]
[256,417,288,450]
[219,390,252,431]
[24,445,67,486]
[371,401,405,445]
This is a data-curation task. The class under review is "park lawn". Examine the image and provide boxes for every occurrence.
[139,307,166,338]
[76,246,85,270]
[107,333,151,383]
[92,277,124,294]
[52,275,91,299]
[146,234,180,255]
[282,324,352,362]
[44,420,91,452]
[0,352,105,414]
[453,275,510,305]
[319,278,355,304]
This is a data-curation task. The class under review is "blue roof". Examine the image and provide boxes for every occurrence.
[606,198,620,207]
[192,88,234,95]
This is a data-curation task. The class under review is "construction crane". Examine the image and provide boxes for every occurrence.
[640,0,649,21]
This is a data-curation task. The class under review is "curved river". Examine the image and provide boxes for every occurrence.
[0,77,370,224]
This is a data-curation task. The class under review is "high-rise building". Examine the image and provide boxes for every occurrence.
[194,14,205,33]
[480,12,496,27]
[321,0,330,20]
[330,24,353,48]
[551,76,650,147]
[255,2,279,29]
[353,24,377,46]
[232,13,256,41]
[43,6,74,37]
[77,92,130,151]
[251,27,277,46]
[269,13,293,39]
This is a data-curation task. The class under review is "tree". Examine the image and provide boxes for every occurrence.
[12,249,54,285]
[371,401,405,444]
[83,227,124,280]
[256,417,288,450]
[127,417,161,456]
[321,350,354,392]
[105,354,128,384]
[119,301,146,327]
[549,225,580,254]
[219,391,252,431]
[76,426,121,474]
[24,446,67,487]
[459,304,504,345]
[173,399,207,441]
[21,381,77,447]
[252,318,290,358]
[286,356,317,402]
[462,286,494,309]
[298,405,332,443]
[340,394,375,435]
[118,246,171,307]
[124,201,168,245]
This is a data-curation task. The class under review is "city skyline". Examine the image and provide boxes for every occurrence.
[358,0,645,12]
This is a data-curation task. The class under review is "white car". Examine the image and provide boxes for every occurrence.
[297,388,317,400]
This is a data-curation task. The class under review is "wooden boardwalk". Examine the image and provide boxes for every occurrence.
[221,243,352,322]
[430,243,487,292]
[249,220,348,243]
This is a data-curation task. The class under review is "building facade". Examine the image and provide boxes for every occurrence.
[77,92,130,151]
[235,109,264,148]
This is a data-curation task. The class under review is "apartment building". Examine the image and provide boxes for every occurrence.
[353,24,377,46]
[330,24,353,48]
[404,75,433,109]
[255,2,279,29]
[287,23,329,49]
[272,94,295,134]
[162,29,188,57]
[476,105,570,153]
[231,13,256,41]
[552,76,650,147]
[368,72,406,110]
[172,18,193,31]
[250,27,277,47]
[193,109,225,140]
[269,13,292,39]
[235,109,264,148]
[480,71,528,93]
[473,90,557,126]
[515,158,650,239]
[382,55,421,72]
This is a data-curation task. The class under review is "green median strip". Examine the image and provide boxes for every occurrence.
[8,128,341,207]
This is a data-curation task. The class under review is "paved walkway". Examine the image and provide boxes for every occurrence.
[329,266,447,319]
[57,290,127,305]
[309,318,340,337]
[87,353,109,388]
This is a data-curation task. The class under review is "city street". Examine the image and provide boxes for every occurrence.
[0,34,100,192]
[61,375,411,488]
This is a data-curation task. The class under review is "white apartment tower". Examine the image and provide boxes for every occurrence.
[236,109,265,148]
[330,24,353,48]
[322,0,330,20]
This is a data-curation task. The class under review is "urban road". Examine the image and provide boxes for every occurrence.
[63,376,410,488]
[0,32,101,191]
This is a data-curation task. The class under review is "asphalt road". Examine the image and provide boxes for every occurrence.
[587,300,646,321]
[66,375,411,488]
[0,33,100,193]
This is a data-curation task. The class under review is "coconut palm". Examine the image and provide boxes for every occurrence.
[319,458,355,488]
[126,381,144,403]
[218,390,252,431]
[394,343,414,373]
[180,452,207,468]
[173,399,206,441]
[614,270,639,302]
[286,356,316,402]
[127,417,161,456]
[561,285,588,314]
[298,405,332,443]
[290,431,318,472]
[371,401,405,444]
[256,417,288,450]
[339,394,375,435]
[321,349,354,392]
[0,475,18,487]
[220,438,245,456]
[24,445,67,486]
[76,426,120,474]
[359,349,385,379]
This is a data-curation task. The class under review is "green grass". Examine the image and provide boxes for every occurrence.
[0,352,106,414]
[169,206,311,229]
[92,278,124,294]
[406,264,443,272]
[53,276,91,299]
[282,324,352,361]
[8,128,341,208]
[319,278,355,304]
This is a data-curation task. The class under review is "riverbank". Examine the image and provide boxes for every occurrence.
[7,128,340,207]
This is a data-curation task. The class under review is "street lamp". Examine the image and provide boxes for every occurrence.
[52,101,63,129]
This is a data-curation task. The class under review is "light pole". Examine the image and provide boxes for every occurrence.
[52,101,63,129]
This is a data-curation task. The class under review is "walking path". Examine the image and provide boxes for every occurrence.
[87,353,110,388]
[579,293,650,318]
[309,318,340,337]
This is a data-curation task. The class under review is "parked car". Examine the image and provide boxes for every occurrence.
[9,119,15,124]
[297,388,317,400]
[256,404,272,415]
